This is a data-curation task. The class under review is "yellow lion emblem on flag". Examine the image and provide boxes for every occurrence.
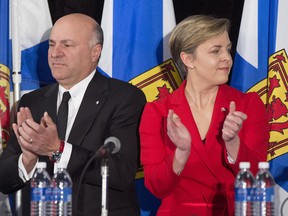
[248,49,288,161]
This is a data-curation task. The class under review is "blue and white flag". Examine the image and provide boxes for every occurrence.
[231,0,288,214]
[19,0,54,91]
[10,0,54,94]
[99,1,176,215]
[99,0,175,81]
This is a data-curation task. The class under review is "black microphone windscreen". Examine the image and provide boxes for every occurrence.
[104,136,121,154]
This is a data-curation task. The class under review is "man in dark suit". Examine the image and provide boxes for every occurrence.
[0,13,146,216]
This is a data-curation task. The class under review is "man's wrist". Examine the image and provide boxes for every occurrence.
[50,140,65,163]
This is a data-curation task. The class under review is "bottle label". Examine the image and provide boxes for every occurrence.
[52,187,72,202]
[31,187,49,202]
[254,187,274,202]
[45,187,52,201]
[235,188,253,202]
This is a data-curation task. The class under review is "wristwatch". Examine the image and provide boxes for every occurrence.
[50,140,65,163]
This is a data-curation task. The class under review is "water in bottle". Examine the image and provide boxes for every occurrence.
[234,161,254,216]
[30,162,52,216]
[51,162,72,216]
[253,162,275,216]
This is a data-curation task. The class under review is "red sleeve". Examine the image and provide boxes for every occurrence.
[139,102,181,198]
[229,92,269,175]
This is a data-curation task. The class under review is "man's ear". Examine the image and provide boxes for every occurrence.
[91,44,102,63]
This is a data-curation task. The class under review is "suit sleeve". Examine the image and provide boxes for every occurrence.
[106,88,146,189]
[0,95,30,194]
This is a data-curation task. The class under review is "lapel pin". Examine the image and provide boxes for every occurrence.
[96,101,100,105]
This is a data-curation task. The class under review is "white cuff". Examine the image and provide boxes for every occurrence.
[18,154,38,182]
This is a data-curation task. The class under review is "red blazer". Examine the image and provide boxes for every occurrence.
[140,81,269,216]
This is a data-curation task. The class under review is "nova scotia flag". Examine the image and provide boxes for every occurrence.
[231,0,288,214]
[0,0,12,213]
[98,0,175,81]
[99,1,177,215]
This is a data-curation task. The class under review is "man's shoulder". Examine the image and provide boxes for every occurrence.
[21,83,58,99]
[94,72,143,94]
[109,77,138,90]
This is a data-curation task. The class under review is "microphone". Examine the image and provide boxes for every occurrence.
[76,136,121,213]
[95,136,121,158]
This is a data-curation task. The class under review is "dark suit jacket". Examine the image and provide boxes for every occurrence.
[0,71,146,216]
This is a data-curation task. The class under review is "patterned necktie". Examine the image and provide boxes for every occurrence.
[57,91,71,141]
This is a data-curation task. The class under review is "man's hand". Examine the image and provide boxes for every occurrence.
[13,108,61,173]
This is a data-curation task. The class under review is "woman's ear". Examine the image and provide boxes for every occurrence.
[180,51,194,69]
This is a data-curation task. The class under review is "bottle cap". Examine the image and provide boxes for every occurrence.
[56,161,68,169]
[258,162,269,169]
[239,162,250,169]
[36,162,47,169]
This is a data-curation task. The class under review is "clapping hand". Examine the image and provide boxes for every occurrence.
[222,101,247,143]
[167,109,191,150]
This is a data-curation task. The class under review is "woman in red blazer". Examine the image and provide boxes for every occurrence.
[139,15,269,216]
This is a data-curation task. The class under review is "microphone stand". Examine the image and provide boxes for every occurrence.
[101,157,109,216]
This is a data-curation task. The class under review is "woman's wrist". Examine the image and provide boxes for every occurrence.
[173,147,190,175]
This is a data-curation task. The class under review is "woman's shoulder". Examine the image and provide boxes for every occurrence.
[221,84,261,99]
[221,84,265,109]
[143,86,183,117]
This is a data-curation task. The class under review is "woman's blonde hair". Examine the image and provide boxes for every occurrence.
[169,15,230,78]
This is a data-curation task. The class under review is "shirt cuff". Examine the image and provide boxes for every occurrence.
[18,154,38,182]
[54,142,72,172]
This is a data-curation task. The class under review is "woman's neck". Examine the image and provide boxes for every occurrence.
[184,82,218,110]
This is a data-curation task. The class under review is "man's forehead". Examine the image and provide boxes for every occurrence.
[49,38,74,43]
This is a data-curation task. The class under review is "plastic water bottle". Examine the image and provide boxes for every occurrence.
[253,162,275,216]
[234,162,254,216]
[30,162,52,216]
[51,162,72,216]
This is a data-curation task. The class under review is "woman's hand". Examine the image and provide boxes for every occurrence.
[167,109,191,150]
[222,101,247,161]
[167,109,192,174]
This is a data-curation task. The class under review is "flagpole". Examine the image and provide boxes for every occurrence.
[11,0,22,215]
[11,0,21,105]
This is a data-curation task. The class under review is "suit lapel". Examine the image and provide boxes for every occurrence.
[39,84,58,123]
[67,72,107,145]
